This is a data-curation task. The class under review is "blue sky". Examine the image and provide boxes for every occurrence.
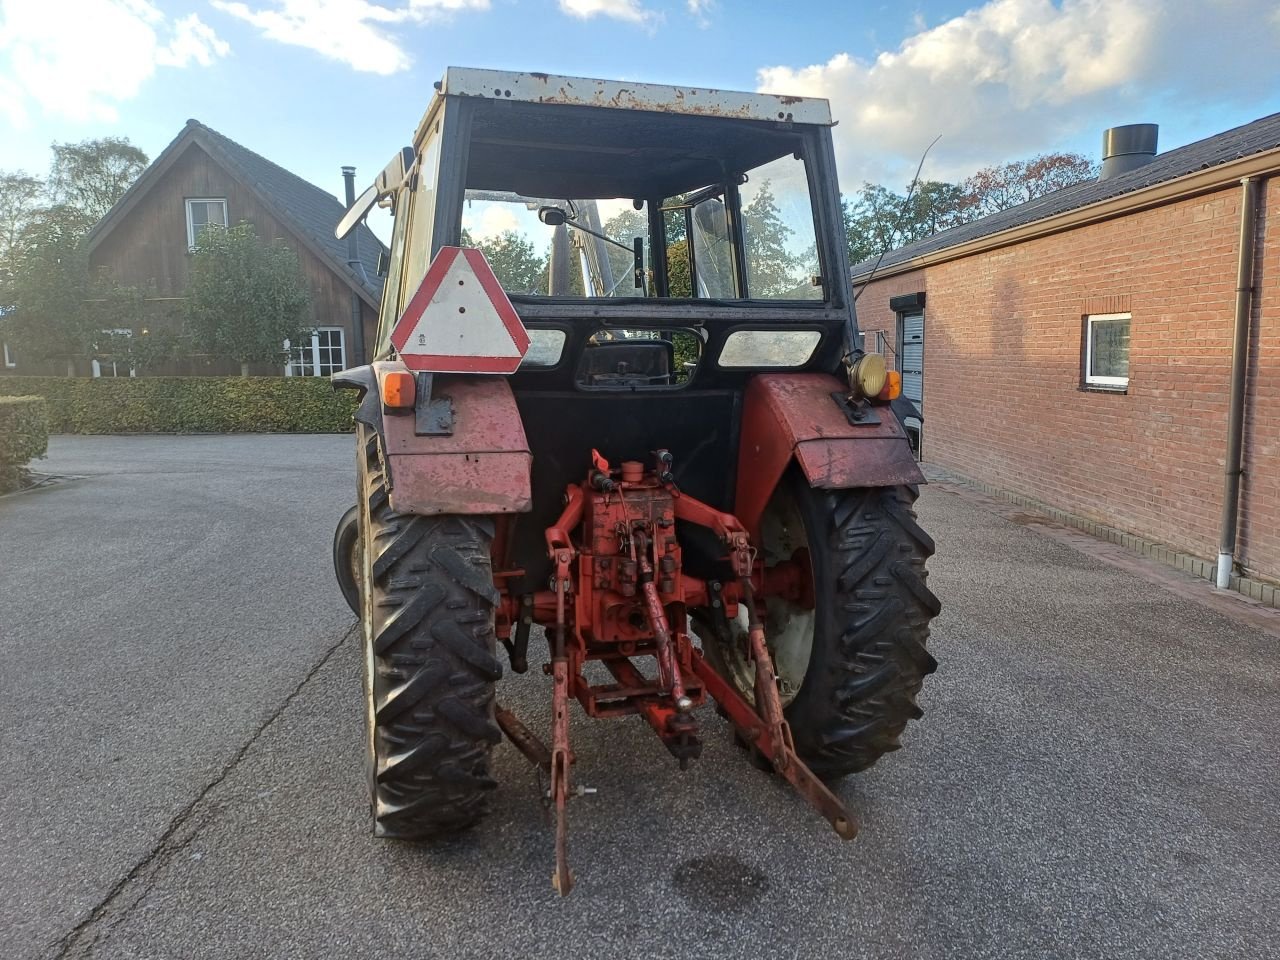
[3,0,1279,228]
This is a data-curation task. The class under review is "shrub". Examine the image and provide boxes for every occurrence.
[0,396,50,492]
[0,377,358,434]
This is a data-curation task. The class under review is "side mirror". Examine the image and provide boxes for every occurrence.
[335,184,378,241]
[538,206,568,227]
[334,146,416,241]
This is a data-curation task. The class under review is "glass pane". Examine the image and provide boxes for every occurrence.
[461,194,648,298]
[190,203,208,228]
[1090,317,1130,379]
[400,123,444,305]
[740,154,822,300]
[519,329,567,368]
[576,328,700,386]
[376,194,411,354]
[207,202,226,227]
[719,329,821,368]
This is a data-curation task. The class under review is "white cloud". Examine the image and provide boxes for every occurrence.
[686,0,712,28]
[559,0,656,27]
[0,0,228,125]
[758,0,1280,188]
[464,204,520,241]
[211,0,488,74]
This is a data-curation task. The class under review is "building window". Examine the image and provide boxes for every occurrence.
[92,329,135,378]
[3,342,14,368]
[186,198,228,249]
[287,328,346,377]
[1084,312,1130,389]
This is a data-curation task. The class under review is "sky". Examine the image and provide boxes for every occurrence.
[3,0,1280,234]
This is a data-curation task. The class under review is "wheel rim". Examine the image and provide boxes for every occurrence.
[701,483,815,707]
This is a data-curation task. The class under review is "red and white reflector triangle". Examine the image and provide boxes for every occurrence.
[390,246,530,374]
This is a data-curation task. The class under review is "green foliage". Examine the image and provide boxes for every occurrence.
[0,377,358,434]
[742,182,804,297]
[1,137,151,369]
[0,395,49,492]
[186,222,312,371]
[843,151,1096,267]
[1,206,96,366]
[48,137,149,222]
[467,229,546,294]
[0,171,44,264]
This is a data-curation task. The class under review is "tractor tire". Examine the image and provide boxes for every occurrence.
[333,505,360,616]
[699,473,939,779]
[356,427,503,838]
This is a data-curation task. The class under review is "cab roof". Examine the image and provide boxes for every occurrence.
[434,67,833,127]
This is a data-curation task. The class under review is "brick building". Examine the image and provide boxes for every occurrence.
[854,115,1280,594]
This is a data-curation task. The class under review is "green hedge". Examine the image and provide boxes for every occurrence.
[0,377,358,434]
[0,396,50,492]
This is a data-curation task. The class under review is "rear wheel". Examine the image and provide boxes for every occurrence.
[357,427,503,837]
[698,472,939,778]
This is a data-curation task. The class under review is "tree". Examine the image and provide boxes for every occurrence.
[0,206,98,375]
[842,151,1096,266]
[742,182,804,297]
[843,179,968,266]
[48,137,149,222]
[468,230,546,294]
[185,223,312,376]
[0,172,44,266]
[958,152,1096,219]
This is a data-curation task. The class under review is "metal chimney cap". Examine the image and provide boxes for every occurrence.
[1102,124,1158,160]
[341,165,357,176]
[1100,124,1158,180]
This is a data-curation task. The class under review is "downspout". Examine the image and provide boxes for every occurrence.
[342,166,368,367]
[1217,176,1262,589]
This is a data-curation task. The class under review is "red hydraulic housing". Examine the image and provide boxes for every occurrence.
[493,450,856,895]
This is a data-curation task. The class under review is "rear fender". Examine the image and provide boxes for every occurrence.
[334,361,532,516]
[735,372,924,539]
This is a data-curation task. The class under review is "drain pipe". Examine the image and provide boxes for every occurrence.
[342,166,368,367]
[1217,176,1262,589]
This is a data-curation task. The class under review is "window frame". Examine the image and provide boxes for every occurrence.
[1083,312,1131,390]
[185,198,228,250]
[91,328,136,378]
[286,327,346,377]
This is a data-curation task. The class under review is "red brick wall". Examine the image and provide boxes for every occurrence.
[857,178,1279,582]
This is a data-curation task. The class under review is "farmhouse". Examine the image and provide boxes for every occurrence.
[2,120,384,378]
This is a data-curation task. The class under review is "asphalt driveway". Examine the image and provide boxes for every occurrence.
[1,435,1276,960]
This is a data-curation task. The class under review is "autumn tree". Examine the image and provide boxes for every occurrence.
[958,152,1096,218]
[186,223,312,376]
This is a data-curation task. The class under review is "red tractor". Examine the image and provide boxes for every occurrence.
[332,68,938,894]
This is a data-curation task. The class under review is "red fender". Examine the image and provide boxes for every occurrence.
[377,367,532,516]
[734,373,924,540]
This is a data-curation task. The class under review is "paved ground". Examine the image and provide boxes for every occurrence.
[1,435,1277,960]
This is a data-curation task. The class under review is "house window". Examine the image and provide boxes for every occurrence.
[186,198,228,249]
[3,342,14,368]
[92,329,135,378]
[287,328,346,377]
[1084,313,1130,389]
